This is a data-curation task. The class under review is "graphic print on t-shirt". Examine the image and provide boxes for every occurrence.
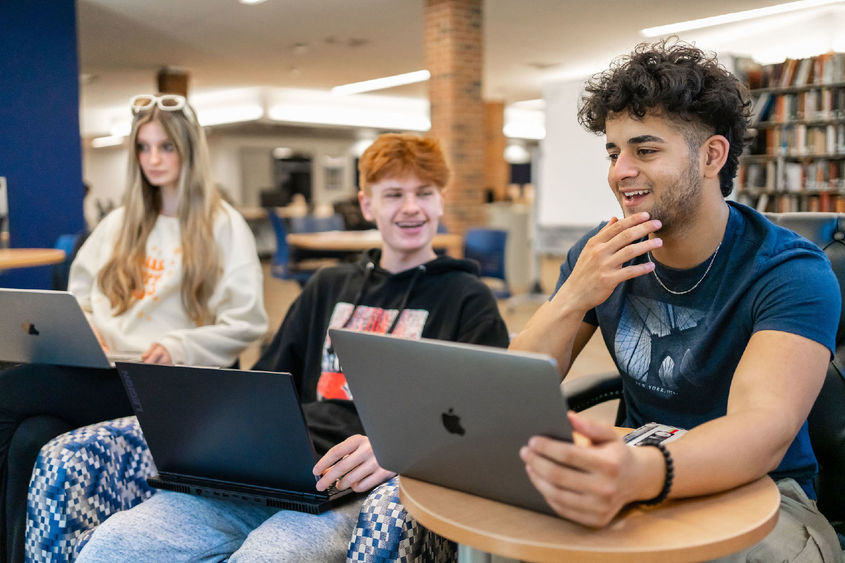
[317,302,428,400]
[614,295,707,396]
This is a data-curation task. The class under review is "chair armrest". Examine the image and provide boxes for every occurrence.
[562,372,623,413]
[808,352,845,529]
[26,416,155,562]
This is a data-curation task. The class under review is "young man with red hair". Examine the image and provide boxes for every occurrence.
[77,133,509,561]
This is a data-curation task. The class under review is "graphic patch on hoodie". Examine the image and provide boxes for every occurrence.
[317,302,428,400]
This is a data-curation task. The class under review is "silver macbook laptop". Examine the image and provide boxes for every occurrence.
[328,328,573,515]
[116,362,354,514]
[0,288,136,368]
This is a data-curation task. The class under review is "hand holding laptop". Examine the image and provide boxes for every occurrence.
[519,411,665,528]
[313,435,396,493]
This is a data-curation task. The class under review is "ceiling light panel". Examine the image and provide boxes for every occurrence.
[641,0,844,36]
[332,70,431,96]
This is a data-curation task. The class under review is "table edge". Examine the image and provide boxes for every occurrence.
[0,248,66,269]
[399,475,780,563]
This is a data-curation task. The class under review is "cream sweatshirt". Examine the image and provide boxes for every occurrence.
[68,201,269,367]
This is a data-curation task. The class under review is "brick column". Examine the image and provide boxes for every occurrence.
[483,101,508,202]
[425,0,483,235]
[157,67,189,96]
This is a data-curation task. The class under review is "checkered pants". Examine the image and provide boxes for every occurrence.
[347,477,455,562]
[25,416,155,562]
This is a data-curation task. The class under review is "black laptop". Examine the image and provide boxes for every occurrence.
[115,362,353,514]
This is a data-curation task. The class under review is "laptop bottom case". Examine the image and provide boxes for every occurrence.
[147,475,354,515]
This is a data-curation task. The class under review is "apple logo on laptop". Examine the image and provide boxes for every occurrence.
[23,322,39,336]
[441,408,465,436]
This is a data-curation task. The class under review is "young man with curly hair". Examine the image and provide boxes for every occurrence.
[511,39,841,560]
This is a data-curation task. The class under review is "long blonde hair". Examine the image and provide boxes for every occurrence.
[97,100,221,325]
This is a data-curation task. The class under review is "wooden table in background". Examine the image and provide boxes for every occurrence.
[239,206,308,221]
[0,248,65,270]
[399,429,781,563]
[287,230,463,259]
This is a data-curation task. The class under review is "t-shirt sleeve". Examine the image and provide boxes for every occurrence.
[752,251,840,356]
[553,227,601,326]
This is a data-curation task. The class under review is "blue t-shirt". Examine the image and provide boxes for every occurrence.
[555,202,840,497]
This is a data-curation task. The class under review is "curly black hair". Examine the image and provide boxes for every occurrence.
[577,38,751,197]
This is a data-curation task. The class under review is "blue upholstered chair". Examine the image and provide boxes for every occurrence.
[288,213,344,234]
[463,228,511,299]
[267,208,319,287]
[51,233,84,291]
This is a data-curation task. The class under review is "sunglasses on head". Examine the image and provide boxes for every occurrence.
[130,94,187,114]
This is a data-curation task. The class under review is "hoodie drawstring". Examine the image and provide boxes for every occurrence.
[385,264,425,334]
[326,262,376,357]
[339,261,375,328]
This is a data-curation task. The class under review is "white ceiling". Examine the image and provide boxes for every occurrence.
[77,0,845,137]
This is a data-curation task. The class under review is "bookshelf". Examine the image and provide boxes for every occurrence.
[736,53,845,213]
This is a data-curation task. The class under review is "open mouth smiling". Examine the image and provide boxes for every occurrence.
[397,221,426,229]
[622,189,650,201]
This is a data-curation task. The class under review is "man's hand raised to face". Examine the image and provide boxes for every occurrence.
[556,212,663,313]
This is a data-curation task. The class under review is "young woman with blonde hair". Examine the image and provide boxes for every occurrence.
[0,94,268,561]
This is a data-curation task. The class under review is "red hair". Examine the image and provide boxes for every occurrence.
[358,134,450,194]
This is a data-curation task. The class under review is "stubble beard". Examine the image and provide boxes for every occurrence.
[644,160,702,237]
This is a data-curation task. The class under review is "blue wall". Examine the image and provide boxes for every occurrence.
[0,0,83,288]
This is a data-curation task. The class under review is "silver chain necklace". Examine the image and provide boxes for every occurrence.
[648,242,722,295]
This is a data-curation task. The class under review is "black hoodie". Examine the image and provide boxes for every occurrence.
[253,248,510,454]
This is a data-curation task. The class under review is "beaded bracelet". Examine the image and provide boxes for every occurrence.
[640,442,674,506]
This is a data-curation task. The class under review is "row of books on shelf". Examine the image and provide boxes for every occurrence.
[746,52,845,89]
[737,191,845,213]
[752,88,845,124]
[749,123,845,156]
[739,159,845,191]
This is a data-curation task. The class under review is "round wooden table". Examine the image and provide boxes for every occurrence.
[400,471,780,562]
[0,248,65,269]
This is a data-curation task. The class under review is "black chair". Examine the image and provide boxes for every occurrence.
[333,197,375,231]
[563,212,845,540]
